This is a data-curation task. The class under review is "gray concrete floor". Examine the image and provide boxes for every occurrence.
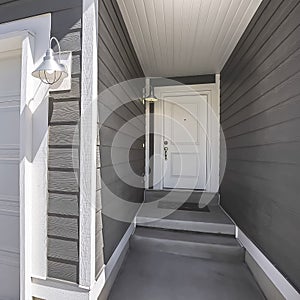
[109,248,265,300]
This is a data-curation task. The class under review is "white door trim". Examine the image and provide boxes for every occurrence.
[153,82,220,192]
[0,14,51,300]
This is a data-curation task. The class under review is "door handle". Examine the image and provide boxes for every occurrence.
[164,147,168,160]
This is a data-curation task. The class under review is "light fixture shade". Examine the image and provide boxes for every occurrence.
[32,48,68,85]
[144,86,158,102]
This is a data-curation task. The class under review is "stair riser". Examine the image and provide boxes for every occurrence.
[136,218,236,235]
[145,191,220,206]
[131,236,245,263]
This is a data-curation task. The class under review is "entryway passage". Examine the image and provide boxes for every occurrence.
[0,49,21,298]
[108,191,265,299]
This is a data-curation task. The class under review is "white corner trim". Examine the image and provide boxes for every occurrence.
[237,227,299,300]
[80,0,99,288]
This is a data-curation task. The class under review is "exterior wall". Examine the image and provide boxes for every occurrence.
[98,0,145,268]
[0,0,82,283]
[220,0,300,292]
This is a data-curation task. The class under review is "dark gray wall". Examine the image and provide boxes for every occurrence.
[98,0,145,268]
[151,75,216,87]
[220,0,300,292]
[0,0,82,283]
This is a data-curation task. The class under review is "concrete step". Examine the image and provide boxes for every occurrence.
[136,215,236,235]
[145,189,220,206]
[131,227,245,263]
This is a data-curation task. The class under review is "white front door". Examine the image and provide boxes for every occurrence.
[163,92,208,189]
[0,49,21,299]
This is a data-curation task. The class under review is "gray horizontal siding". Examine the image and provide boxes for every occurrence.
[48,216,78,240]
[48,238,79,262]
[47,260,78,283]
[98,0,145,275]
[48,193,79,217]
[220,0,300,292]
[48,4,82,283]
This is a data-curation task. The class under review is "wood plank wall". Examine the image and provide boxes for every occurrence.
[220,0,300,292]
[0,0,82,284]
[98,0,145,274]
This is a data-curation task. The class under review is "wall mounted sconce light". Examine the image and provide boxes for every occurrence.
[144,86,158,102]
[32,37,67,85]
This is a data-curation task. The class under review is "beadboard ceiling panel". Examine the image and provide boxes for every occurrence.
[117,0,262,77]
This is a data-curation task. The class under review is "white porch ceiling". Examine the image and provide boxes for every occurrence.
[117,0,262,77]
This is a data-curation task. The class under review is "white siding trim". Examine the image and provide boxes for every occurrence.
[144,78,150,189]
[145,101,150,189]
[105,222,135,279]
[80,0,99,288]
[237,227,299,300]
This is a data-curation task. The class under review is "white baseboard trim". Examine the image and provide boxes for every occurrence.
[91,222,135,299]
[237,227,299,300]
[105,222,135,279]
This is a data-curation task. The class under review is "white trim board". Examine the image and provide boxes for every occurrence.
[0,14,51,300]
[104,222,135,279]
[93,222,135,300]
[80,0,99,288]
[237,228,300,300]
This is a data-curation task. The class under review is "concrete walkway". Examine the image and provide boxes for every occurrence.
[109,248,265,300]
[109,201,265,299]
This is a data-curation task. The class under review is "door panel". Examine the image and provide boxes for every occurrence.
[0,51,21,299]
[163,93,208,189]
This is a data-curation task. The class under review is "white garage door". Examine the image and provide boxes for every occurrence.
[0,50,21,299]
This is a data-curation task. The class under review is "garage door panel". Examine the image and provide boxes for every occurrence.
[0,52,21,94]
[0,51,21,300]
[0,214,19,253]
[0,250,20,300]
[0,160,19,198]
[0,105,20,145]
[0,148,19,160]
